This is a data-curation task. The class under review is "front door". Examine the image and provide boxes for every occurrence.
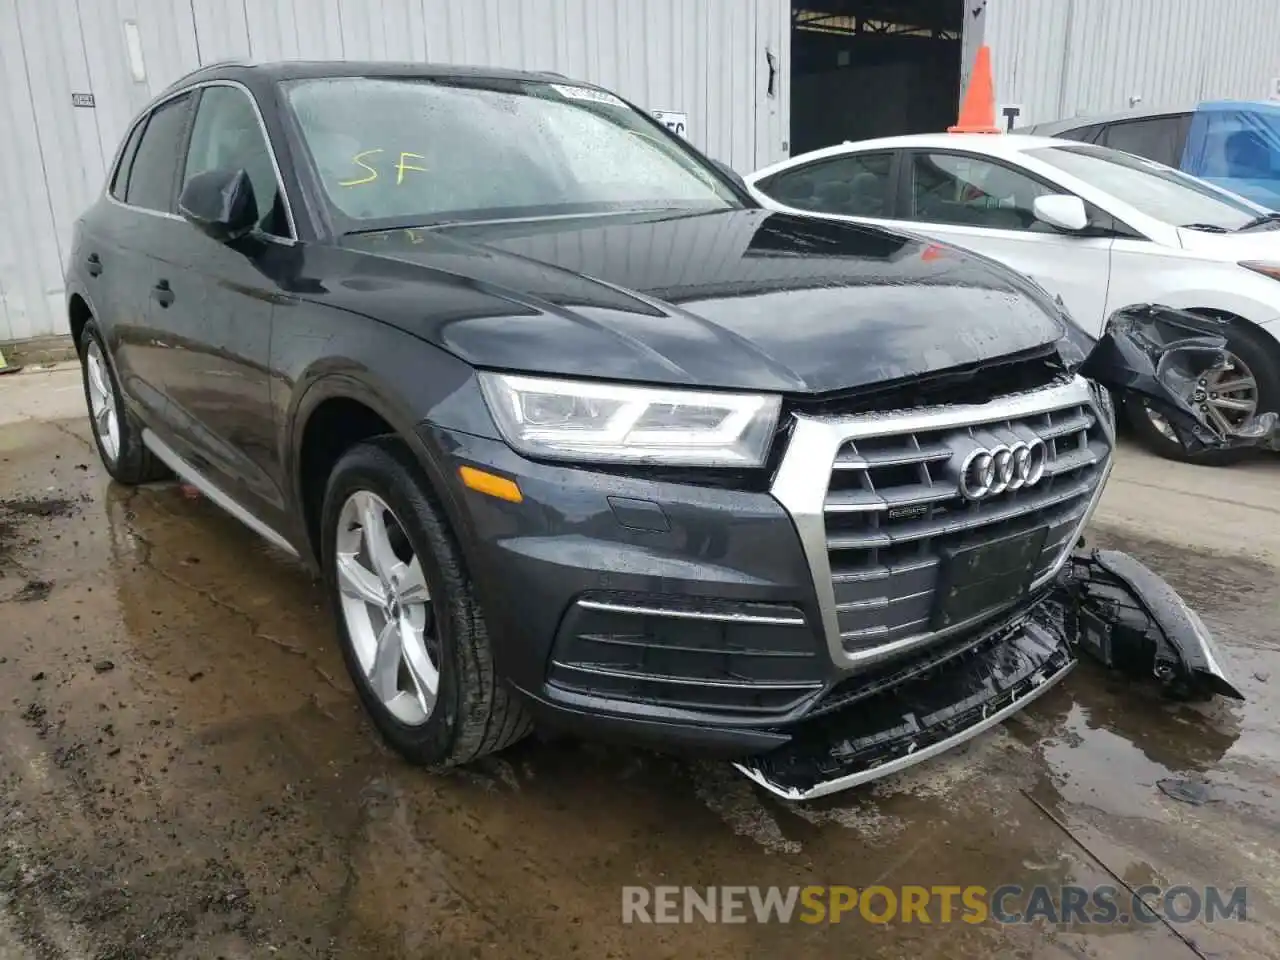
[150,82,296,530]
[895,150,1115,334]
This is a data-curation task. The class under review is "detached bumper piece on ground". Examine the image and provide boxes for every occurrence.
[735,547,1245,801]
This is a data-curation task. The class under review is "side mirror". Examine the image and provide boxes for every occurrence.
[178,169,259,243]
[1033,194,1089,232]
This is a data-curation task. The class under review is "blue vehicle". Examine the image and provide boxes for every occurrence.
[1023,100,1280,209]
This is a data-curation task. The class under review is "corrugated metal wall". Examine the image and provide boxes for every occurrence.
[981,0,1280,125]
[0,0,789,343]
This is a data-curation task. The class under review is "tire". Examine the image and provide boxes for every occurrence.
[320,437,531,767]
[1123,320,1280,466]
[77,319,169,484]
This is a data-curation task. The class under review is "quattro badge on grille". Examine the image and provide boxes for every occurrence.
[956,438,1046,501]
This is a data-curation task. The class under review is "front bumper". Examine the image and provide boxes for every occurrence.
[421,376,1111,761]
[423,369,1240,797]
[735,602,1077,799]
[426,423,835,758]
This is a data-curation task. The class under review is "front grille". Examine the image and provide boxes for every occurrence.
[769,377,1111,670]
[825,390,1109,654]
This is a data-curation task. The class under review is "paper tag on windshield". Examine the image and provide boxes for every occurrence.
[550,83,625,108]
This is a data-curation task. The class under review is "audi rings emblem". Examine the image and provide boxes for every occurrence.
[958,439,1046,500]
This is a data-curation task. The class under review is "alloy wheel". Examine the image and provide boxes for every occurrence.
[334,490,439,726]
[1147,350,1260,441]
[85,340,120,463]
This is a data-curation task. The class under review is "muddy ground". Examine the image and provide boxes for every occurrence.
[2,368,1278,959]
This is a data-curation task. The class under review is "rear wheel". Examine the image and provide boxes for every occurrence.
[78,319,168,484]
[1125,322,1280,466]
[320,438,531,766]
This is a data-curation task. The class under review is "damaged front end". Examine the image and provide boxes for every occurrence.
[734,305,1255,802]
[1081,303,1280,454]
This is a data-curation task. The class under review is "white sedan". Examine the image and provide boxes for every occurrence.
[746,133,1280,464]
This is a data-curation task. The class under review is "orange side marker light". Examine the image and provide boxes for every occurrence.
[459,466,523,503]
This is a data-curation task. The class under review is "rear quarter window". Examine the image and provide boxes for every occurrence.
[109,118,148,200]
[122,93,195,212]
[1054,124,1103,144]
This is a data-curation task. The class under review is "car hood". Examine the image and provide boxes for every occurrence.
[1177,224,1280,258]
[329,208,1071,394]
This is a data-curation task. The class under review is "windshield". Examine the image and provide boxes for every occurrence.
[1030,143,1265,229]
[282,76,740,230]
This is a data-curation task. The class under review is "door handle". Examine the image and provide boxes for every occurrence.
[151,279,175,308]
[86,253,103,277]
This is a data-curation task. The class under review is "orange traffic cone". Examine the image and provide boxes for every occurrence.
[948,45,1001,134]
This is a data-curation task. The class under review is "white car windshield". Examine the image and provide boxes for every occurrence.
[1030,143,1266,230]
[283,76,739,230]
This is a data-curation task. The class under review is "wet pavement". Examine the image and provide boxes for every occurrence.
[2,369,1279,959]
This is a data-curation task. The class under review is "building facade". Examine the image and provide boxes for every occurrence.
[975,0,1280,131]
[2,0,1278,344]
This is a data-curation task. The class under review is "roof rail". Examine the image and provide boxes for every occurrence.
[164,59,253,91]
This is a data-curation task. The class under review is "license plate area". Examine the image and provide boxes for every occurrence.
[932,525,1049,630]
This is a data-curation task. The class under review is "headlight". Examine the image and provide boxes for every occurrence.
[1240,260,1280,281]
[478,373,781,467]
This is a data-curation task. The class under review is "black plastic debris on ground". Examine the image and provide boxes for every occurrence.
[1157,778,1222,806]
[11,579,53,602]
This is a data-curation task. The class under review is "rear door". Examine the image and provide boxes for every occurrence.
[104,92,196,432]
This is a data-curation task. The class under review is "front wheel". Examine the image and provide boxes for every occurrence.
[320,438,531,767]
[1124,322,1280,466]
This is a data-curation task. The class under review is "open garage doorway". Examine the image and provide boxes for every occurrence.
[790,0,965,155]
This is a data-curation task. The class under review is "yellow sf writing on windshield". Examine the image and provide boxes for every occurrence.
[337,149,428,187]
[338,149,382,186]
[396,152,427,184]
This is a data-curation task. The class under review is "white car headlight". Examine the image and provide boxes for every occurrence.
[478,373,781,467]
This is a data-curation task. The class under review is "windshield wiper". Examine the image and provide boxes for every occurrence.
[1235,212,1280,231]
[1180,222,1230,233]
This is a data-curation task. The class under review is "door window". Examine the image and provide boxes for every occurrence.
[1099,115,1191,167]
[909,153,1054,231]
[183,85,290,237]
[757,153,894,217]
[123,93,194,212]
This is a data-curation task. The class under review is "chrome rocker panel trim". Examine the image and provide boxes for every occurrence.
[141,429,300,558]
[770,375,1107,672]
[732,656,1076,801]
